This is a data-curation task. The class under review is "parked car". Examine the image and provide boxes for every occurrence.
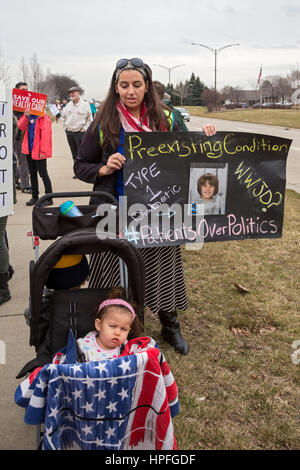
[275,101,292,108]
[175,107,190,121]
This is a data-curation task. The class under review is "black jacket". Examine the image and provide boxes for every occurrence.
[73,123,118,204]
[73,120,182,205]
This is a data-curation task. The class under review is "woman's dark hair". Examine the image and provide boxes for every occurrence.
[95,286,143,338]
[92,63,171,150]
[153,80,165,100]
[15,82,28,89]
[197,173,219,196]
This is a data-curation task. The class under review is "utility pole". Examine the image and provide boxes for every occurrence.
[191,42,240,95]
[153,64,185,85]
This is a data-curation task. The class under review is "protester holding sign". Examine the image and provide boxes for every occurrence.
[12,88,47,117]
[74,58,216,355]
[17,107,53,207]
[13,82,31,194]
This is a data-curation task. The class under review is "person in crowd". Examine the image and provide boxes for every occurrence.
[17,107,53,207]
[74,58,216,356]
[13,82,31,193]
[153,80,188,131]
[55,100,61,123]
[60,86,92,179]
[89,99,97,119]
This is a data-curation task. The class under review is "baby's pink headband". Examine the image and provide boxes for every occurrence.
[98,298,136,319]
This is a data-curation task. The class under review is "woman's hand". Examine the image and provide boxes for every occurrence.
[203,123,217,137]
[99,152,125,176]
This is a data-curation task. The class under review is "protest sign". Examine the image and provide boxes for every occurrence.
[123,131,292,248]
[49,104,60,117]
[0,88,13,217]
[12,88,47,116]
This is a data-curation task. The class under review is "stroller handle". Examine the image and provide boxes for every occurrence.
[35,191,118,207]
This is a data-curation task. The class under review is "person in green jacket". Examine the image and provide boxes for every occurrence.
[153,81,188,131]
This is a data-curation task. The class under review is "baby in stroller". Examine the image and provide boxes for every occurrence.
[77,286,142,362]
[16,243,179,450]
[24,254,142,365]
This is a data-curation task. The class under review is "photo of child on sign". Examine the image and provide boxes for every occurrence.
[188,163,228,216]
[12,88,47,117]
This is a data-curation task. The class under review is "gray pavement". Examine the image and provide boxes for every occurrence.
[0,117,299,450]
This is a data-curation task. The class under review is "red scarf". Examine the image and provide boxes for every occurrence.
[117,99,153,132]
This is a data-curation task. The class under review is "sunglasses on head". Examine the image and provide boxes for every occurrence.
[116,58,144,69]
[115,58,148,80]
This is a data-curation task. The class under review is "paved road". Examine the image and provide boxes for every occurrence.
[0,117,299,450]
[187,115,300,194]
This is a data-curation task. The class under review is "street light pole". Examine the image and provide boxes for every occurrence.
[191,43,240,94]
[153,64,186,85]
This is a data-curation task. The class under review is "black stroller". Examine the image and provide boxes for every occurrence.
[17,192,146,448]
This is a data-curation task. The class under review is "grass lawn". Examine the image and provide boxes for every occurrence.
[144,189,300,450]
[184,106,300,129]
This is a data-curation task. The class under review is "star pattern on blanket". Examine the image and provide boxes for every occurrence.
[15,335,179,450]
[118,387,129,400]
[106,401,118,413]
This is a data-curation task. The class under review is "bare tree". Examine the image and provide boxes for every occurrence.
[30,53,43,91]
[0,46,11,87]
[18,57,31,85]
[221,85,243,103]
[17,53,43,90]
[44,73,83,101]
[266,75,292,102]
[201,88,222,112]
[261,79,275,102]
[172,81,189,106]
[37,72,58,103]
[287,67,300,88]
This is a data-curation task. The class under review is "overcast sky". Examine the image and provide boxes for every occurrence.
[1,0,300,100]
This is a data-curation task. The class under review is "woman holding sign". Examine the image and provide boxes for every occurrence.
[74,58,216,355]
[17,108,53,207]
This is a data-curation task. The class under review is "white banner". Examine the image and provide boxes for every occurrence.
[49,104,60,116]
[0,88,13,217]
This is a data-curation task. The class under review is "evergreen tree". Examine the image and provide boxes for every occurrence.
[192,76,205,105]
[163,73,207,107]
[185,73,196,105]
[183,73,206,105]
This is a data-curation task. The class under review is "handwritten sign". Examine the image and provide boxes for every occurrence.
[49,104,60,116]
[123,131,292,247]
[12,88,47,117]
[0,88,13,217]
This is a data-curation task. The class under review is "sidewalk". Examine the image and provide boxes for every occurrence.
[0,122,89,450]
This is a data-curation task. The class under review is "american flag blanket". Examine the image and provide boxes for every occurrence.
[15,332,179,450]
